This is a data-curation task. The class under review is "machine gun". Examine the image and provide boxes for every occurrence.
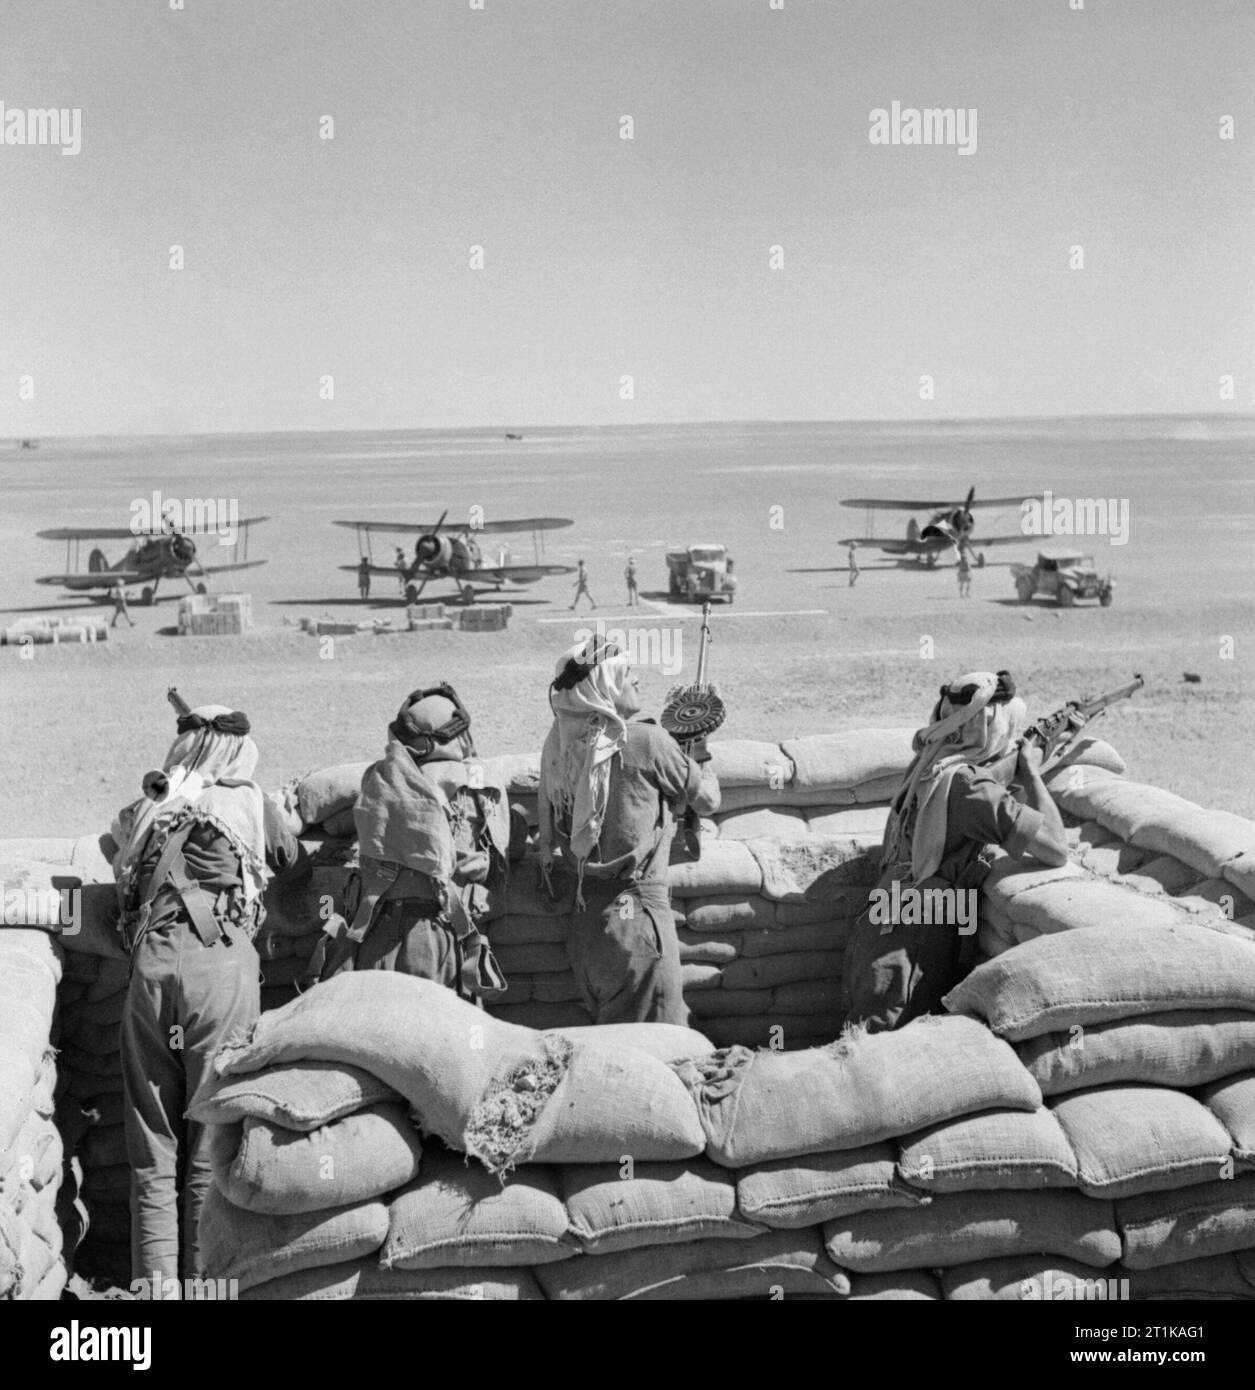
[986,674,1145,781]
[660,602,726,857]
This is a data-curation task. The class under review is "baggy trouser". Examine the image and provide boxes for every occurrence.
[566,880,687,1026]
[120,916,259,1286]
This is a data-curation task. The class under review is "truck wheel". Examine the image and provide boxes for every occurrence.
[1015,578,1033,604]
[1099,589,1113,607]
[141,586,154,607]
[669,573,681,597]
[1057,586,1075,607]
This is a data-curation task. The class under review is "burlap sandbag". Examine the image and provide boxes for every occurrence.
[210,1103,423,1215]
[241,1259,545,1300]
[1018,1010,1255,1096]
[845,1270,943,1300]
[1049,1085,1233,1200]
[381,1150,572,1269]
[189,1060,401,1131]
[707,740,793,789]
[210,973,705,1173]
[944,922,1255,1041]
[562,1158,762,1254]
[535,1228,850,1300]
[780,729,915,792]
[197,1184,390,1292]
[897,1106,1078,1193]
[296,763,369,827]
[717,808,810,843]
[675,1014,1041,1168]
[1199,1071,1255,1164]
[1118,1175,1255,1269]
[667,841,763,899]
[942,1255,1129,1301]
[737,1142,929,1229]
[550,1022,713,1063]
[825,1189,1121,1273]
[683,896,777,932]
[1126,806,1255,881]
[747,836,879,904]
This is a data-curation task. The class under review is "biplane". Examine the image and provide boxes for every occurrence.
[35,518,268,604]
[839,487,1031,565]
[335,511,575,604]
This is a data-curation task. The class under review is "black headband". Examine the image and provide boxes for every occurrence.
[176,710,251,736]
[552,639,624,693]
[939,670,1016,707]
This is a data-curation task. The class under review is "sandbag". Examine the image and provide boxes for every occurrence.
[897,1107,1079,1193]
[719,950,842,993]
[1126,1252,1255,1299]
[381,1150,572,1268]
[1019,1010,1255,1096]
[1049,1086,1233,1200]
[211,974,705,1173]
[845,1270,943,1300]
[667,841,763,899]
[561,1157,760,1254]
[805,806,891,837]
[739,919,854,955]
[189,1061,401,1131]
[678,931,741,964]
[714,783,856,812]
[211,1103,423,1215]
[942,1256,1131,1301]
[943,922,1255,1041]
[1199,1072,1255,1164]
[535,1228,850,1300]
[1128,806,1255,881]
[198,1185,388,1291]
[1118,1175,1255,1269]
[683,896,777,932]
[550,1022,712,1063]
[780,729,914,791]
[707,740,792,788]
[675,1014,1041,1168]
[737,1143,929,1229]
[748,837,879,904]
[994,877,1189,939]
[296,763,369,827]
[824,1189,1121,1273]
[241,1259,545,1300]
[717,808,810,843]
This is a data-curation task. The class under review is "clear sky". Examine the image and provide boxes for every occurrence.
[2,0,1252,435]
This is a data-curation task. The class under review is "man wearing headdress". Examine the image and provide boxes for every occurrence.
[319,685,510,996]
[112,699,301,1289]
[843,669,1069,1033]
[538,638,720,1025]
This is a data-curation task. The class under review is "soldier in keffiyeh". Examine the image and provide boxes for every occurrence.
[112,699,300,1291]
[843,669,1069,1033]
[538,638,719,1025]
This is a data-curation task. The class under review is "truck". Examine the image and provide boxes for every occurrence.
[1011,548,1114,607]
[665,544,737,603]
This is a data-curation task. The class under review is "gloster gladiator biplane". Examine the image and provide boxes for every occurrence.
[840,487,1031,566]
[35,518,268,605]
[336,511,575,604]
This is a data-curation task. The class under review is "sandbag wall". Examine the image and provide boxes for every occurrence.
[0,858,67,1300]
[188,944,1255,1301]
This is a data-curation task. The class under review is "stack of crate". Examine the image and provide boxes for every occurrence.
[457,603,512,632]
[179,592,253,636]
[407,602,455,633]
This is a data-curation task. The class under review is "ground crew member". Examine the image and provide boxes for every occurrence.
[843,670,1068,1032]
[538,638,719,1024]
[357,557,372,600]
[113,700,300,1288]
[318,685,510,997]
[110,586,136,629]
[570,558,597,611]
[957,548,972,599]
[395,547,409,595]
[625,555,638,607]
[847,541,860,587]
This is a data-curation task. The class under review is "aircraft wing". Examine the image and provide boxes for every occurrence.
[970,533,1032,548]
[840,496,1030,512]
[335,517,573,536]
[473,563,575,583]
[338,562,416,577]
[195,558,269,576]
[837,536,917,554]
[36,571,145,589]
[38,527,139,541]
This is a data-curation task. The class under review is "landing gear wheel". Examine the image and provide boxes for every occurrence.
[1057,586,1075,607]
[1015,578,1033,604]
[195,582,207,595]
[404,583,419,604]
[669,572,681,597]
[141,586,154,607]
[975,553,986,569]
[461,586,476,606]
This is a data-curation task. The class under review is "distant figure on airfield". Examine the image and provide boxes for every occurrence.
[624,555,638,607]
[571,558,597,611]
[357,557,372,601]
[110,586,136,629]
[846,541,860,587]
[394,547,409,595]
[957,548,972,599]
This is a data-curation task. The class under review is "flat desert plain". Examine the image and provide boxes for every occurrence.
[2,418,1252,838]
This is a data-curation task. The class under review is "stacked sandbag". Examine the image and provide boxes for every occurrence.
[0,911,67,1299]
[189,976,853,1300]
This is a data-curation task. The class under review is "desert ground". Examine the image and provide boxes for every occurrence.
[2,418,1252,838]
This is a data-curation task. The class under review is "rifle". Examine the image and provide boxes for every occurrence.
[986,674,1144,781]
[167,686,192,719]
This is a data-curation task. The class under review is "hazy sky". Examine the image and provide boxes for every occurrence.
[2,0,1252,435]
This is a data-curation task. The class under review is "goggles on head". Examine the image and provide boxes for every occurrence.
[939,669,1016,708]
[551,638,625,695]
[390,682,473,756]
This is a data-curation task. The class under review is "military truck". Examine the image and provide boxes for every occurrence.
[1011,549,1114,607]
[666,544,737,603]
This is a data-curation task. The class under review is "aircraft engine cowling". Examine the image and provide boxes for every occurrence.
[171,533,197,565]
[415,533,454,568]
